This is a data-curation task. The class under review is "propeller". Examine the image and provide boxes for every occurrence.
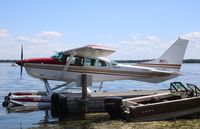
[20,45,23,79]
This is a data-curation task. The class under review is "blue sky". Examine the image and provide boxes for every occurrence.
[0,0,200,59]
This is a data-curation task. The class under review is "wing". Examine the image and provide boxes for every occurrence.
[62,45,115,58]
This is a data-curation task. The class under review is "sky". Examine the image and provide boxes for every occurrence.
[0,0,200,60]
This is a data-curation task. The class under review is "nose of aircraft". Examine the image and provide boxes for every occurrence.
[15,60,24,66]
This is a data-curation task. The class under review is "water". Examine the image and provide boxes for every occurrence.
[0,63,200,129]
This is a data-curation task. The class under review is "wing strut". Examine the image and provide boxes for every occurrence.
[42,79,53,97]
[52,81,74,90]
[60,52,77,79]
[99,82,103,91]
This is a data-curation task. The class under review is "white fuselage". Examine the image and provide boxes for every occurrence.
[24,59,178,84]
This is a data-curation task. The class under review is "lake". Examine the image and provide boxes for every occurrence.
[0,63,200,129]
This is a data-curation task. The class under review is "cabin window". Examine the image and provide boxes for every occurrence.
[70,56,84,66]
[84,58,96,67]
[98,60,107,67]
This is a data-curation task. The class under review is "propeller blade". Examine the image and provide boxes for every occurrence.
[20,45,23,79]
[21,45,23,61]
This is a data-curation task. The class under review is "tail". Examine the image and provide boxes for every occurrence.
[138,37,189,71]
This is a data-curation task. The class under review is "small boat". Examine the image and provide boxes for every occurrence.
[105,82,200,121]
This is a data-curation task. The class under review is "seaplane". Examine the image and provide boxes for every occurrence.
[2,37,189,110]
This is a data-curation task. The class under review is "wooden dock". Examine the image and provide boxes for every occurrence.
[51,85,169,120]
[90,90,168,98]
[50,74,170,120]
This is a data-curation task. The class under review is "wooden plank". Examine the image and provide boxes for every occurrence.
[89,90,169,99]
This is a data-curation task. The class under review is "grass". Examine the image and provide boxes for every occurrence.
[29,113,200,129]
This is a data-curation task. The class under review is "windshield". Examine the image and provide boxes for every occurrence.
[52,52,68,62]
[110,60,118,66]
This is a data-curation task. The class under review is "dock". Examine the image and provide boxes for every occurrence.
[51,89,168,120]
[90,90,168,98]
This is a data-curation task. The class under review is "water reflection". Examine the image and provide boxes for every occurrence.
[32,109,110,129]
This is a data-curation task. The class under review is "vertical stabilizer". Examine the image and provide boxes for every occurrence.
[138,38,189,71]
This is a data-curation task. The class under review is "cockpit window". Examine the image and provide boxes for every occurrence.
[52,52,68,63]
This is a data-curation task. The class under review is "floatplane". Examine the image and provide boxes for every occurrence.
[3,37,189,110]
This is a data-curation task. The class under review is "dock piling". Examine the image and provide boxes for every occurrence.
[51,74,89,121]
[81,74,88,113]
[82,74,87,100]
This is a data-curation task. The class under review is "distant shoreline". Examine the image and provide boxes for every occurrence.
[1,59,200,63]
[0,60,17,63]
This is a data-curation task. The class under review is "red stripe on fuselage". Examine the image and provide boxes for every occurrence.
[23,58,65,65]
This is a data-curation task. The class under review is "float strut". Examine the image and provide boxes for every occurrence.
[43,79,53,97]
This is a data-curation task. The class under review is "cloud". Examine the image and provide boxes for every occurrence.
[130,34,160,45]
[16,36,46,44]
[146,36,159,42]
[181,32,200,58]
[1,29,200,60]
[16,31,62,44]
[182,32,200,47]
[38,31,62,39]
[15,31,64,58]
[0,29,9,38]
[16,36,31,42]
[109,34,162,59]
[0,30,64,59]
[182,32,200,40]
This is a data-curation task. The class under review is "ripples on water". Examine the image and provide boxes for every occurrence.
[0,63,200,129]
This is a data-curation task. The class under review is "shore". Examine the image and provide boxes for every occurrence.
[28,113,200,129]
